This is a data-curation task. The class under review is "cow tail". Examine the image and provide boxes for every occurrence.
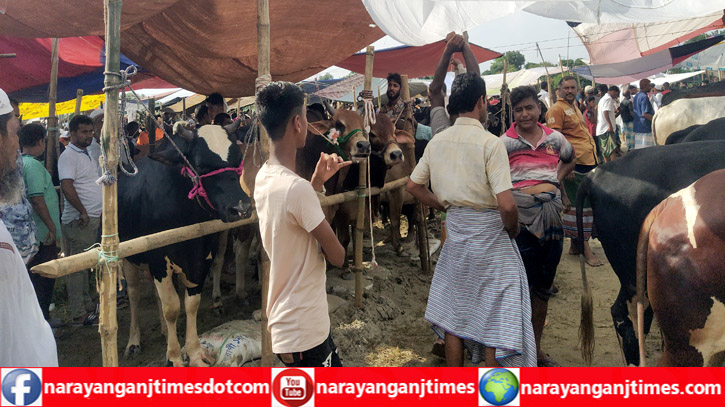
[636,207,658,367]
[576,175,595,365]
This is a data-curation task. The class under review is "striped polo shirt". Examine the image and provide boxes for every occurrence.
[503,122,574,190]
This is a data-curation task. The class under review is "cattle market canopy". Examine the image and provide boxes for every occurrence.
[570,11,725,65]
[679,42,725,71]
[571,35,724,84]
[0,36,172,102]
[336,40,501,78]
[361,0,725,45]
[0,0,384,96]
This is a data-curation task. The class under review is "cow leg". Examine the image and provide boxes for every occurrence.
[389,188,405,256]
[233,226,253,303]
[154,273,183,367]
[123,260,142,359]
[184,290,208,367]
[210,230,229,313]
[611,287,654,366]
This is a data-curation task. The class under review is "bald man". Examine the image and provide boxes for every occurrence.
[632,79,655,149]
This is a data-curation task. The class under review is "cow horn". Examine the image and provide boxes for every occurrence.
[323,99,336,116]
[223,119,242,135]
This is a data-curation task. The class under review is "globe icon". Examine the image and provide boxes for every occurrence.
[479,368,519,406]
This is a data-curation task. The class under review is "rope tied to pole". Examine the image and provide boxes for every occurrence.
[358,89,376,134]
[96,66,140,186]
[366,158,378,268]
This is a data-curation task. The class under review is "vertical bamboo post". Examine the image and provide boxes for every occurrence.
[401,75,431,274]
[353,46,374,308]
[352,86,357,111]
[377,85,381,108]
[501,58,508,136]
[46,38,60,174]
[537,43,555,108]
[182,98,187,120]
[147,98,156,154]
[74,89,84,115]
[100,0,122,367]
[257,0,274,368]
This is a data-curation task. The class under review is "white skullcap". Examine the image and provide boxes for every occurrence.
[0,88,13,116]
[90,108,104,119]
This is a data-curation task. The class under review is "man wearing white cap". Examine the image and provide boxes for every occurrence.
[0,87,58,366]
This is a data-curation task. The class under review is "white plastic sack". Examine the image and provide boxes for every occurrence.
[191,320,262,367]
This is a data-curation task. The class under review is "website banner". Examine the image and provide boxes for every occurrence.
[1,367,723,407]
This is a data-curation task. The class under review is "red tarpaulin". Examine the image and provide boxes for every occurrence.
[0,36,175,102]
[0,0,384,96]
[336,40,501,78]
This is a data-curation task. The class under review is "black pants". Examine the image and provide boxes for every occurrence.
[277,333,342,367]
[515,229,563,301]
[27,243,58,320]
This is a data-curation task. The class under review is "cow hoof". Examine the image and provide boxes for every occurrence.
[124,344,142,359]
[189,358,209,367]
[166,358,184,367]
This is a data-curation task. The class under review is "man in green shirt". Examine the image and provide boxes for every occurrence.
[20,123,61,322]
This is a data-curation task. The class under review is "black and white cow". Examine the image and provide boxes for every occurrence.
[120,122,252,367]
[575,141,725,366]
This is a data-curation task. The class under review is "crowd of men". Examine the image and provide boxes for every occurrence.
[0,30,705,368]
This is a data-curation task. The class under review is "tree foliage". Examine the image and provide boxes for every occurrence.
[318,72,334,80]
[484,51,526,75]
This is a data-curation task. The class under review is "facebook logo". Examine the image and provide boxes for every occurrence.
[1,369,42,406]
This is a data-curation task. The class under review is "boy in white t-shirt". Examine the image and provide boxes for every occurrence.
[254,82,351,367]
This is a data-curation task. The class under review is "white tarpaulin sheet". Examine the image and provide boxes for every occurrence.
[628,70,706,87]
[571,12,725,64]
[680,43,725,71]
[314,73,428,103]
[483,67,565,95]
[362,0,725,46]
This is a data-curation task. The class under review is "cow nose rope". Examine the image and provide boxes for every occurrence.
[96,66,141,186]
[181,160,244,211]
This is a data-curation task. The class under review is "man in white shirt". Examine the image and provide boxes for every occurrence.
[538,81,550,109]
[58,114,102,326]
[0,87,58,366]
[254,81,350,367]
[595,85,621,162]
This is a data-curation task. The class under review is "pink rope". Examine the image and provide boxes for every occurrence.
[181,160,244,210]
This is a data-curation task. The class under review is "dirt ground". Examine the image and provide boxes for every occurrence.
[54,217,662,367]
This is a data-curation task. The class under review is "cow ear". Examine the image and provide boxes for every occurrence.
[173,121,196,141]
[395,129,415,145]
[148,136,188,167]
[308,120,333,136]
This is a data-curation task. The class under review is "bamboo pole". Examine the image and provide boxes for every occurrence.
[401,75,430,274]
[537,43,555,108]
[74,89,84,115]
[352,86,357,111]
[377,85,381,108]
[147,98,156,154]
[182,98,187,120]
[257,0,274,368]
[99,0,122,367]
[352,46,375,308]
[46,38,59,174]
[501,58,508,136]
[31,178,409,279]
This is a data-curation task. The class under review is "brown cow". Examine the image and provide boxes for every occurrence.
[334,114,411,264]
[636,169,725,366]
[382,131,417,255]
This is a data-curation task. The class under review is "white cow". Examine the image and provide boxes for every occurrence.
[652,96,725,145]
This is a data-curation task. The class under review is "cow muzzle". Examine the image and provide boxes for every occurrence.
[353,140,371,157]
[232,200,253,219]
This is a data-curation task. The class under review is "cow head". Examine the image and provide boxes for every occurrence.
[307,109,370,160]
[150,122,253,222]
[369,113,411,167]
